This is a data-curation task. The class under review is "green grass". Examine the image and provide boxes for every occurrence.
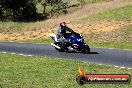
[87,24,132,49]
[0,22,27,33]
[0,53,132,88]
[84,0,112,4]
[65,0,112,6]
[22,38,53,44]
[89,42,132,49]
[81,5,132,22]
[0,21,55,33]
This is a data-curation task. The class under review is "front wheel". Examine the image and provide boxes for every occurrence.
[81,45,90,54]
[54,42,64,52]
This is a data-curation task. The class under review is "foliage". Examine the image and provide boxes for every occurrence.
[0,0,89,21]
[0,0,37,21]
[40,0,68,17]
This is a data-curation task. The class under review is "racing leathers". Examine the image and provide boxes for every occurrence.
[57,26,74,51]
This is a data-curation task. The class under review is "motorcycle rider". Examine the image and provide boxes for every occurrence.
[57,22,75,51]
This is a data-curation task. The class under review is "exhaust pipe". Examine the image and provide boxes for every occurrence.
[51,43,61,49]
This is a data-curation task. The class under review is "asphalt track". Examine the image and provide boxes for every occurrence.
[0,42,132,67]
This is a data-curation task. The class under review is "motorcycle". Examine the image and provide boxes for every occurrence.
[49,32,90,54]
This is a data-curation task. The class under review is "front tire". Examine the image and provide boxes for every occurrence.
[54,42,64,52]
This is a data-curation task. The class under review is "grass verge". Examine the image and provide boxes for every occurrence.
[0,53,132,88]
[81,5,132,22]
[87,24,132,49]
[88,42,132,49]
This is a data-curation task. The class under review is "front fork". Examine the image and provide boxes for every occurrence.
[49,34,58,42]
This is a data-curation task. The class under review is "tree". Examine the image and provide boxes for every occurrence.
[0,0,69,21]
[0,0,37,21]
[0,0,7,19]
[0,3,3,18]
[21,0,37,21]
[78,0,85,6]
[40,0,47,15]
[44,0,68,17]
